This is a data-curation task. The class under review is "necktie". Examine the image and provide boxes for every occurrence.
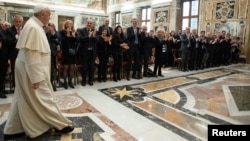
[134,27,138,44]
[187,34,191,47]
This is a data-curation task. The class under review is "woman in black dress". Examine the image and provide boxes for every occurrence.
[58,20,77,89]
[111,25,128,81]
[96,27,112,82]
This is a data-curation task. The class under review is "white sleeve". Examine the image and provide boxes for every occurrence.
[23,49,44,83]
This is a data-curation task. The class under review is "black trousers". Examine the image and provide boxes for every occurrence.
[139,52,150,75]
[154,52,165,75]
[126,46,140,76]
[80,51,95,83]
[181,49,190,70]
[97,52,109,80]
[112,54,122,79]
[50,55,57,86]
[0,63,7,92]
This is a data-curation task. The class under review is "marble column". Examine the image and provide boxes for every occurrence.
[110,12,115,29]
[0,8,6,21]
[169,0,179,31]
[246,4,250,64]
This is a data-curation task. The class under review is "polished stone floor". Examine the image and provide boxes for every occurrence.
[0,63,250,141]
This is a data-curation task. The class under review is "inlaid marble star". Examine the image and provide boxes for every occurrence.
[110,87,137,100]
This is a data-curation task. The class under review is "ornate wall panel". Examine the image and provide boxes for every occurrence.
[0,8,6,21]
[80,15,105,29]
[43,0,104,9]
[214,1,235,20]
[121,13,132,27]
[214,22,237,35]
[238,0,248,18]
[152,7,170,32]
[236,20,246,43]
[205,23,211,33]
[58,15,74,31]
[205,2,213,21]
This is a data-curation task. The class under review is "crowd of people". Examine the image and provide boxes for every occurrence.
[0,15,244,97]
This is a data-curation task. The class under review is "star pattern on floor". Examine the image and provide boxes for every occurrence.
[110,87,137,100]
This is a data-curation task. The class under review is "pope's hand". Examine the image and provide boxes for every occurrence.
[33,82,40,89]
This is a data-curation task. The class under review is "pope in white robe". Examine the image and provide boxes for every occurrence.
[3,5,72,139]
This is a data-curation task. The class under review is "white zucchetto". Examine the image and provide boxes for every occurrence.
[34,4,49,13]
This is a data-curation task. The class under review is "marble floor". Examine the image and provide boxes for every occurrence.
[0,63,250,141]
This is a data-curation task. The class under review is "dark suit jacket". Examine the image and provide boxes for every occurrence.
[153,37,166,56]
[111,34,127,55]
[6,25,20,60]
[46,31,59,57]
[141,32,154,54]
[0,29,8,65]
[180,33,190,51]
[98,25,113,36]
[77,27,98,56]
[126,26,142,51]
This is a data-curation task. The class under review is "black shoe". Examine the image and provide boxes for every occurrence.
[158,74,164,77]
[53,85,57,91]
[126,76,130,81]
[117,76,121,81]
[81,81,86,86]
[88,81,93,86]
[102,78,107,82]
[143,74,148,77]
[98,78,102,82]
[4,132,26,140]
[63,83,68,89]
[54,126,74,134]
[0,92,7,98]
[69,83,74,89]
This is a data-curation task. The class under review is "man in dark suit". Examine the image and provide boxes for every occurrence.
[0,21,8,98]
[44,23,59,91]
[126,18,142,80]
[77,19,98,86]
[140,25,154,77]
[180,27,191,71]
[98,18,113,36]
[6,15,23,90]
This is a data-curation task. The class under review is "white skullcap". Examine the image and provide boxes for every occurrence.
[157,27,165,33]
[34,4,49,13]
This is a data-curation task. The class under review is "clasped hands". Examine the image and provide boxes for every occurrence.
[121,43,129,50]
[66,28,76,37]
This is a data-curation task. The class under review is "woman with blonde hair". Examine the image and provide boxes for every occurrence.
[58,20,77,89]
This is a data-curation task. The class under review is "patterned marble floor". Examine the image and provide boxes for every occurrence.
[0,63,250,141]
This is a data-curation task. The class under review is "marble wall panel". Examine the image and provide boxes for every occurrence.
[152,7,170,32]
[214,22,237,36]
[80,15,105,29]
[214,1,235,20]
[205,2,213,21]
[238,0,248,18]
[0,9,5,21]
[236,20,246,43]
[121,13,132,27]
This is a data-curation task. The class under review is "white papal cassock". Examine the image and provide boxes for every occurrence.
[4,16,72,138]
